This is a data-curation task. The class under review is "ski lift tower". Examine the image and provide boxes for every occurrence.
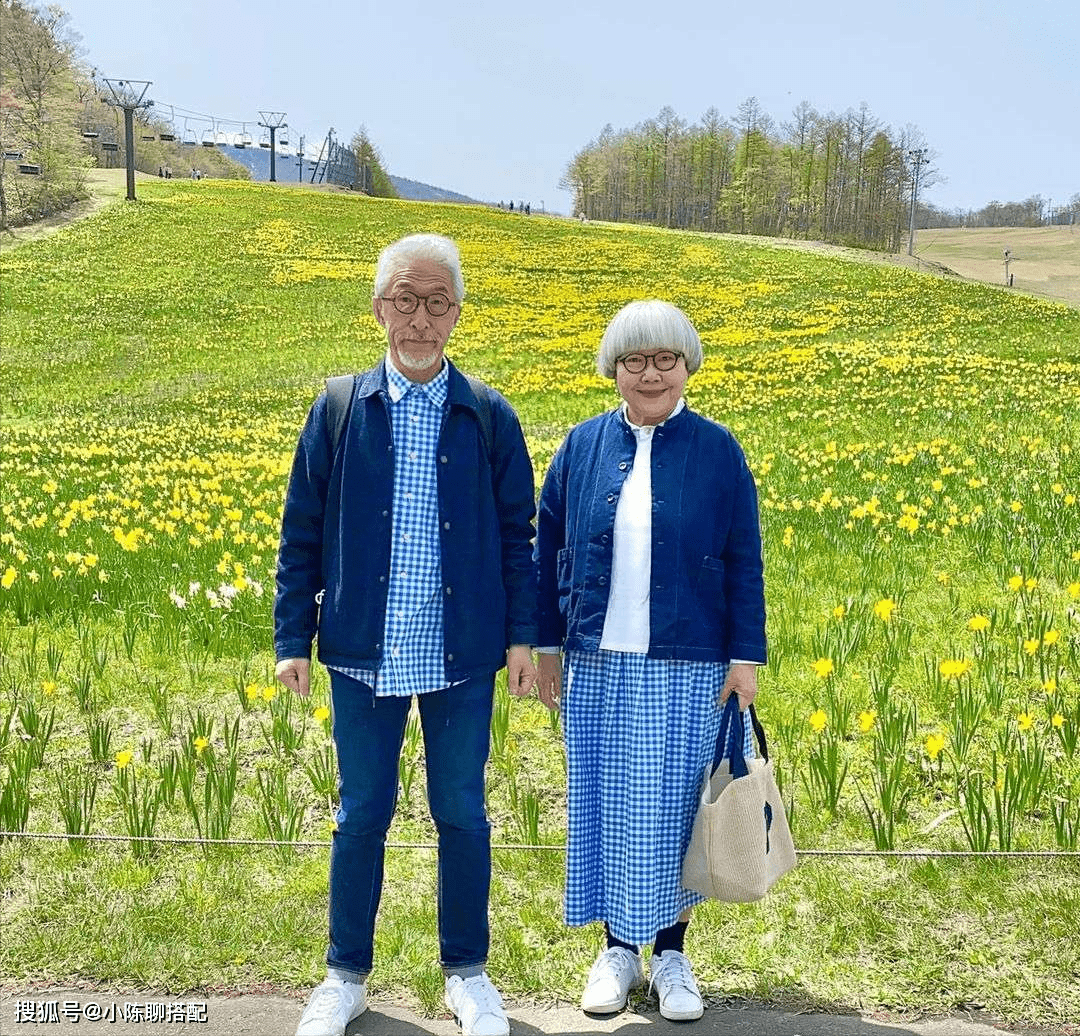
[102,78,153,201]
[258,111,287,182]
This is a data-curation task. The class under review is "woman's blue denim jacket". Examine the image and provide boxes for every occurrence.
[274,360,538,680]
[535,404,766,663]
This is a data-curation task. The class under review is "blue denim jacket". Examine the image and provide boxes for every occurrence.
[274,360,538,679]
[535,405,766,663]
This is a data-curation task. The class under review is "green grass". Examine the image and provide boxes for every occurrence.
[2,180,1080,1026]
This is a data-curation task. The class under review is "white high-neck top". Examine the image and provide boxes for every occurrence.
[598,400,685,653]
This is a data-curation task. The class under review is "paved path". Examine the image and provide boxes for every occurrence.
[2,988,1070,1036]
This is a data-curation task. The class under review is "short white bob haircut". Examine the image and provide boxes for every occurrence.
[373,233,466,304]
[596,299,704,379]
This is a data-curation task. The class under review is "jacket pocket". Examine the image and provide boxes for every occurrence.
[556,547,577,619]
[696,555,727,631]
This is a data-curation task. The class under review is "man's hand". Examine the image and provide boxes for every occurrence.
[719,662,758,711]
[275,657,311,697]
[506,644,536,697]
[536,652,562,711]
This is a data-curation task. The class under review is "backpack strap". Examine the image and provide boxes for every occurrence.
[463,373,496,464]
[325,374,356,455]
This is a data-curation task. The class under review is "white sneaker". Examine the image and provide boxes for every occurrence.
[444,972,510,1036]
[295,977,367,1036]
[649,950,704,1021]
[580,946,644,1014]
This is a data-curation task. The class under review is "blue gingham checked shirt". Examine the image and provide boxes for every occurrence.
[329,356,455,696]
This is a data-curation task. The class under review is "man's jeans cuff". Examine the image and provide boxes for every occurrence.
[327,965,368,985]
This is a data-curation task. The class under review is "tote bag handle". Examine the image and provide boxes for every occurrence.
[709,694,770,778]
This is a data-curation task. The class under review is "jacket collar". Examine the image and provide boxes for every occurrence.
[355,357,483,416]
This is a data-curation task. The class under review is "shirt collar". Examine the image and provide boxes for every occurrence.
[619,397,686,433]
[384,352,449,407]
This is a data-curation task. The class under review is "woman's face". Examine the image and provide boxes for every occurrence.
[615,348,688,426]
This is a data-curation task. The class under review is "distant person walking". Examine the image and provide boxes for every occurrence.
[275,233,538,1036]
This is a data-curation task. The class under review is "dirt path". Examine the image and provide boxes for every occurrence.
[0,168,148,251]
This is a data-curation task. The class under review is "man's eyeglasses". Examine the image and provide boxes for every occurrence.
[380,291,456,317]
[618,350,681,374]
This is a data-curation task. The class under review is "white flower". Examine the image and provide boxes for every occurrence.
[189,581,201,594]
[169,590,187,609]
[219,582,238,599]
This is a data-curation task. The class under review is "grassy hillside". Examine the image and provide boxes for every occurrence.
[1,180,1079,1025]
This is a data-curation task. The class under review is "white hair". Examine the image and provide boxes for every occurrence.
[596,300,704,378]
[373,233,465,303]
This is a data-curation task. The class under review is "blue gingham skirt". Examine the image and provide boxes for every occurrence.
[562,649,754,944]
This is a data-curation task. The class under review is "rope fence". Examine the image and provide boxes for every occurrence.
[3,830,1079,858]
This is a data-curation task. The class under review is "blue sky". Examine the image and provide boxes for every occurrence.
[62,0,1078,215]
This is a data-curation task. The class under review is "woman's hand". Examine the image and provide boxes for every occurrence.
[536,652,562,711]
[719,662,758,710]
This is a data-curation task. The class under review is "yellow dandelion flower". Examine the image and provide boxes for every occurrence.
[42,680,58,695]
[1043,678,1057,694]
[1017,711,1035,732]
[858,710,877,733]
[833,604,846,619]
[1025,577,1038,591]
[114,749,134,769]
[261,685,276,702]
[1043,630,1060,646]
[808,709,828,733]
[1070,582,1080,599]
[1009,501,1022,513]
[967,614,990,632]
[925,733,946,760]
[245,683,260,701]
[939,659,973,679]
[1007,575,1023,592]
[313,706,331,722]
[1051,714,1065,729]
[193,735,210,754]
[1023,638,1040,655]
[812,657,834,679]
[873,598,897,622]
[1,567,16,589]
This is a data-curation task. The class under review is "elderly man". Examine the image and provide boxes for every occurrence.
[274,233,537,1036]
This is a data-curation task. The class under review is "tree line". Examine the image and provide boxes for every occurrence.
[918,194,1080,229]
[561,99,933,251]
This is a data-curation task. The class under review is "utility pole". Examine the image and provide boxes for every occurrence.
[906,148,927,256]
[297,135,304,182]
[101,78,152,201]
[258,111,287,182]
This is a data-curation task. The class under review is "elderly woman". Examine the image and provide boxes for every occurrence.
[534,300,766,1022]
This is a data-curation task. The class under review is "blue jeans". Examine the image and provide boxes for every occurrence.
[327,670,494,977]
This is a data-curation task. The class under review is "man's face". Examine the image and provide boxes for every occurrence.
[373,259,460,383]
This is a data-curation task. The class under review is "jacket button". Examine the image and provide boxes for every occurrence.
[447,653,454,662]
[382,510,389,517]
[445,586,453,595]
[443,521,451,530]
[601,534,609,543]
[379,575,386,583]
[440,455,448,463]
[387,445,393,452]
[619,462,628,471]
[607,494,615,503]
[376,643,381,650]
[598,576,607,585]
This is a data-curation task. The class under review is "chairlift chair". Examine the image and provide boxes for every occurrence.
[82,128,99,140]
[18,163,41,175]
[216,129,229,146]
[183,121,197,146]
[141,132,156,141]
[238,126,252,148]
[159,107,177,142]
[279,127,289,147]
[101,141,119,152]
[201,128,216,147]
[259,132,270,148]
[4,149,23,160]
